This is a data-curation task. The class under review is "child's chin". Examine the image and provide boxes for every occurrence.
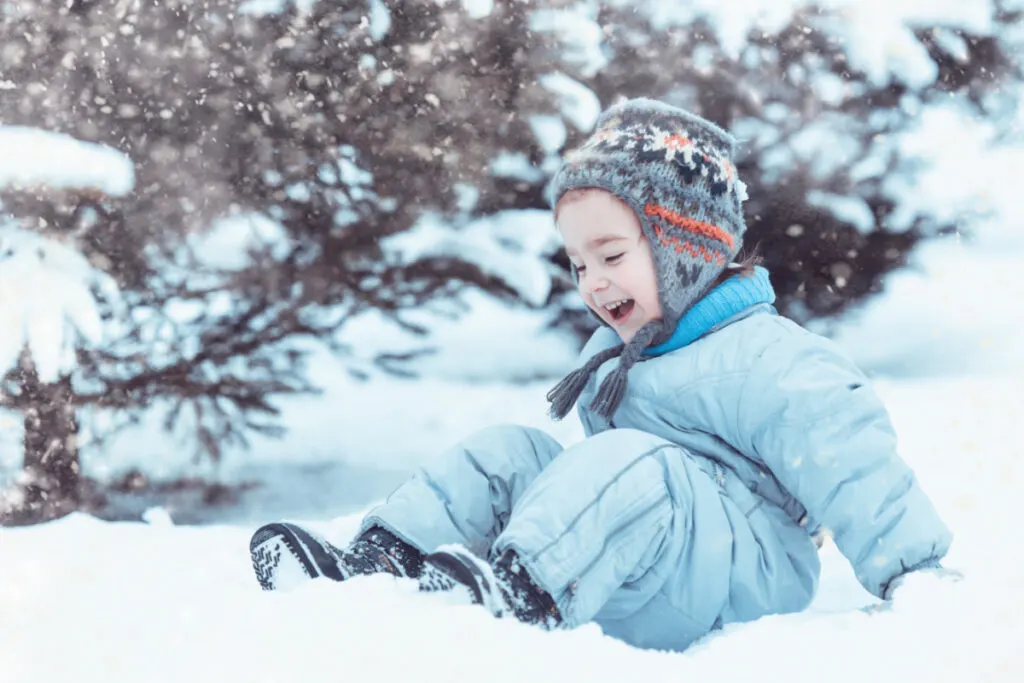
[614,316,657,344]
[614,324,639,344]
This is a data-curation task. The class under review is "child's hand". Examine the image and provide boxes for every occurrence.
[862,565,964,615]
[882,565,964,602]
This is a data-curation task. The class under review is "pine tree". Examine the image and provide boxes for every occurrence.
[0,0,564,522]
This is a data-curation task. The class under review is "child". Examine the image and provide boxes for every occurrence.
[249,98,953,652]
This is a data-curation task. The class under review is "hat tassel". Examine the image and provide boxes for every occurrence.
[589,363,629,420]
[546,345,623,420]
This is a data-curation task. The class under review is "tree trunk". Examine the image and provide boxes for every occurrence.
[0,366,80,526]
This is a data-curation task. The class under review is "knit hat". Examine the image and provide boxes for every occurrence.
[546,97,749,421]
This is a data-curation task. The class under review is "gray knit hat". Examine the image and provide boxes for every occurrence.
[546,97,749,421]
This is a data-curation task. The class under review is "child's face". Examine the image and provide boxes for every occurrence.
[556,189,662,344]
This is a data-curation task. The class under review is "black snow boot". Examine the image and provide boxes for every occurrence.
[418,545,563,629]
[250,522,424,591]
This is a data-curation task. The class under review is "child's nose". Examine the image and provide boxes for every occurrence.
[584,274,610,293]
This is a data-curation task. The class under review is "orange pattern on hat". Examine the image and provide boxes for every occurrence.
[662,133,692,150]
[644,203,735,250]
[652,224,728,265]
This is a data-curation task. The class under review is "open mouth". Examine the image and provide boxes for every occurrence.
[602,298,635,324]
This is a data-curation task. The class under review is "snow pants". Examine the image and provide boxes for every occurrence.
[358,425,820,652]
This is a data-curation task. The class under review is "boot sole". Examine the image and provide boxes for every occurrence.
[422,547,507,617]
[250,522,346,590]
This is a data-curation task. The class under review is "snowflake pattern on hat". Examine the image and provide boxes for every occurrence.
[576,123,748,204]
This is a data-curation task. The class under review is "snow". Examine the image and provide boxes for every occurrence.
[530,6,609,78]
[69,337,582,490]
[188,211,291,271]
[489,150,546,183]
[537,72,602,132]
[808,70,852,106]
[461,0,494,20]
[815,7,938,89]
[383,210,562,307]
[611,0,995,87]
[528,114,568,155]
[236,0,316,15]
[236,0,286,15]
[806,190,875,233]
[365,0,390,42]
[1,366,1020,681]
[930,27,971,64]
[885,104,1024,245]
[625,0,798,56]
[755,115,865,184]
[750,81,1023,234]
[0,126,134,197]
[0,224,116,383]
[822,238,1024,377]
[334,292,579,384]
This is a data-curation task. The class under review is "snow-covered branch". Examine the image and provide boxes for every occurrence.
[0,126,134,198]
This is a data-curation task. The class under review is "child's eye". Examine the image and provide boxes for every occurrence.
[571,253,623,274]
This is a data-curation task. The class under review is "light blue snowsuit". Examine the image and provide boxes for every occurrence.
[359,271,952,652]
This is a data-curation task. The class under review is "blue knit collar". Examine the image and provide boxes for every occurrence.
[643,266,776,357]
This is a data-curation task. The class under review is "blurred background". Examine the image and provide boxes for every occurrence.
[0,0,1020,527]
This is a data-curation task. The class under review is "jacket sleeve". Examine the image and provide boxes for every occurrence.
[737,331,953,599]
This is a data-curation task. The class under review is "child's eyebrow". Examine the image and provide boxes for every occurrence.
[588,235,628,248]
[566,234,629,257]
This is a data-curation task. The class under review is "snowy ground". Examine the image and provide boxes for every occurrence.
[1,365,1021,682]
